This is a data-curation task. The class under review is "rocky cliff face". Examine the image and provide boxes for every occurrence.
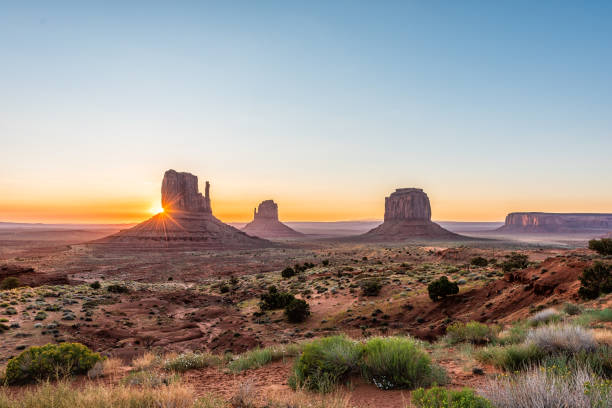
[363,188,463,241]
[384,188,432,221]
[243,200,303,239]
[161,170,211,213]
[499,212,612,233]
[253,200,279,220]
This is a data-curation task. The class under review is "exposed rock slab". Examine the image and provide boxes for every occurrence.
[242,200,303,239]
[96,170,271,249]
[362,188,463,241]
[498,212,612,233]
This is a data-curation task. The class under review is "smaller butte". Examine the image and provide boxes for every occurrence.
[242,200,303,239]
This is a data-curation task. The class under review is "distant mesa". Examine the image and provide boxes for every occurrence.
[96,170,270,249]
[498,212,612,234]
[362,188,463,241]
[242,200,303,239]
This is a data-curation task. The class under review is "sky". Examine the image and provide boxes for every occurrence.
[1,1,611,223]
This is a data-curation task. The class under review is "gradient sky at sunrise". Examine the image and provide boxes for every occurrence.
[1,1,611,223]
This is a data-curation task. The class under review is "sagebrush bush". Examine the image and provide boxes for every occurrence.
[413,386,493,408]
[360,279,382,296]
[4,343,102,384]
[562,302,583,316]
[525,324,597,354]
[281,267,296,278]
[289,336,361,392]
[163,352,222,372]
[361,337,447,390]
[481,365,612,408]
[446,321,497,345]
[528,308,562,326]
[470,257,489,267]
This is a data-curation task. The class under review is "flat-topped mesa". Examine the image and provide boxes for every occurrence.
[384,188,431,221]
[362,187,464,241]
[499,212,612,233]
[253,200,279,221]
[161,170,211,214]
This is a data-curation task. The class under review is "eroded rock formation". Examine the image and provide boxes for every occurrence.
[362,188,463,241]
[498,212,612,233]
[243,200,303,239]
[96,170,271,249]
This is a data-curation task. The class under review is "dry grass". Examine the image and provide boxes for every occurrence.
[132,352,157,371]
[262,388,351,408]
[592,328,612,346]
[0,381,198,408]
[229,379,257,408]
[480,365,612,408]
[102,357,123,380]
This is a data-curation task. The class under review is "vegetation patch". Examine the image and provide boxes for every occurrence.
[413,386,492,408]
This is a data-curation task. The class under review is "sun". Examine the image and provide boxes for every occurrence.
[150,205,164,215]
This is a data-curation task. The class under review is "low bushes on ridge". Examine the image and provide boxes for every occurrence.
[413,387,492,408]
[445,321,498,345]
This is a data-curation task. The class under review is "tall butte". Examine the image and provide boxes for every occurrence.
[97,170,270,249]
[362,188,463,240]
[242,200,303,239]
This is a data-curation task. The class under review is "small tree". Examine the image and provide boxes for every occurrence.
[89,281,101,290]
[285,298,310,323]
[578,262,612,300]
[501,253,529,272]
[588,238,612,256]
[428,276,459,301]
[260,285,295,310]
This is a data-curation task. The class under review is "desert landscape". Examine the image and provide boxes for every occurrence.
[2,2,612,407]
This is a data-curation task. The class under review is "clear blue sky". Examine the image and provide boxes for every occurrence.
[1,1,611,222]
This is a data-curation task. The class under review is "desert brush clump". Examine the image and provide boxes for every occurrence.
[500,253,529,273]
[525,324,597,354]
[4,342,102,385]
[360,336,447,390]
[528,308,563,326]
[285,298,310,323]
[163,352,222,372]
[480,365,612,408]
[289,335,362,393]
[589,238,612,256]
[360,279,382,296]
[259,285,295,310]
[228,344,303,372]
[0,277,20,290]
[412,386,493,408]
[445,321,498,345]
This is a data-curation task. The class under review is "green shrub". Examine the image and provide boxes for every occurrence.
[4,343,102,384]
[361,337,447,390]
[360,279,382,296]
[289,335,361,392]
[163,352,221,372]
[428,276,459,301]
[0,277,20,290]
[562,302,583,316]
[470,257,489,267]
[285,298,310,323]
[260,286,295,310]
[413,386,493,408]
[446,322,497,345]
[281,267,296,278]
[34,311,48,321]
[589,238,612,255]
[578,262,612,300]
[228,344,303,372]
[501,253,529,273]
[476,343,543,371]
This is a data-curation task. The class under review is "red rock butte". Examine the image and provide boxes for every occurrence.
[242,200,303,239]
[498,212,612,234]
[362,188,463,241]
[95,170,270,249]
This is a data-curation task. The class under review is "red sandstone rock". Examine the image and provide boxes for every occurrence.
[242,200,303,239]
[363,188,462,241]
[499,212,612,233]
[96,171,271,249]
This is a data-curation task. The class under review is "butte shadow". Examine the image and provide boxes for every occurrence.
[93,170,273,250]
